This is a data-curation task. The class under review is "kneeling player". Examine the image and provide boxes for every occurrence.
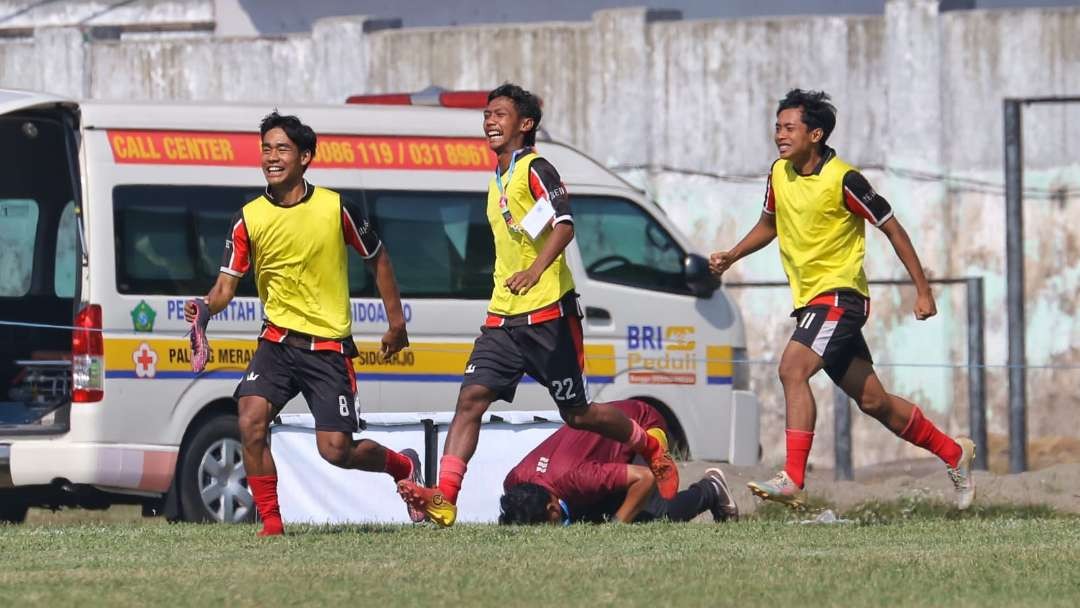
[499,400,738,524]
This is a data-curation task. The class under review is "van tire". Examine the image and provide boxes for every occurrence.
[177,414,254,524]
[0,500,29,524]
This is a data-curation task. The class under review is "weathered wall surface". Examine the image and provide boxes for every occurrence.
[1,0,1078,469]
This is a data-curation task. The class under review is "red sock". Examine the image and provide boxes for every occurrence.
[437,455,467,505]
[900,406,962,468]
[626,422,662,459]
[383,449,413,482]
[784,430,814,489]
[247,474,284,536]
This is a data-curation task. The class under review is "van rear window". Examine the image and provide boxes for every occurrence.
[0,199,39,297]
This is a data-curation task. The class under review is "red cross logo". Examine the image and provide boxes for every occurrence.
[132,342,158,378]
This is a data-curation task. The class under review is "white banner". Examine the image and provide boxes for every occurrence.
[271,412,562,524]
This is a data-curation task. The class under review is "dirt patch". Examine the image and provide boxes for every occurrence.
[682,439,1080,517]
[984,433,1080,474]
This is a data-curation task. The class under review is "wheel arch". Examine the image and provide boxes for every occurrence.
[177,398,238,457]
[166,398,239,522]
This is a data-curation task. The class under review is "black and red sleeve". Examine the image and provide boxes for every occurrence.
[842,170,894,227]
[341,197,382,259]
[528,157,572,225]
[762,163,777,215]
[219,211,251,277]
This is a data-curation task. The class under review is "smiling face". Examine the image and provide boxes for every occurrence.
[261,127,311,187]
[774,106,822,162]
[483,96,534,155]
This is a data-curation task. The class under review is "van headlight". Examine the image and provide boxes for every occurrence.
[732,347,750,391]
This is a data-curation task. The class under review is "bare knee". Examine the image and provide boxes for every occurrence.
[778,362,814,389]
[855,389,889,419]
[317,438,351,468]
[237,400,271,447]
[561,407,591,430]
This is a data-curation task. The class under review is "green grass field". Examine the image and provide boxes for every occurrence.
[2,504,1078,607]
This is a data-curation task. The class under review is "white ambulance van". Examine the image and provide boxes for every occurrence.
[0,88,760,523]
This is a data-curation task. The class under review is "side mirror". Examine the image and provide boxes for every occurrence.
[684,253,719,298]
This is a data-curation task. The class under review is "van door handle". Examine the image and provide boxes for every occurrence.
[585,306,611,321]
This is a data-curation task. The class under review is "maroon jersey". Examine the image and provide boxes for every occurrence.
[503,400,666,519]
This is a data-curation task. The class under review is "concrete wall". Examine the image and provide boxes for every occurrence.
[2,0,1078,469]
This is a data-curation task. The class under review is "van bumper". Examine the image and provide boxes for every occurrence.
[2,441,178,493]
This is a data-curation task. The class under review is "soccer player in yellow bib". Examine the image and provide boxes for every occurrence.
[184,112,423,535]
[710,89,975,510]
[397,83,678,527]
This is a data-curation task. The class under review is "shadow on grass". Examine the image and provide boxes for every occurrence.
[283,523,411,535]
[752,495,1070,525]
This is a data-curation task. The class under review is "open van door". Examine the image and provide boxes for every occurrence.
[0,90,83,445]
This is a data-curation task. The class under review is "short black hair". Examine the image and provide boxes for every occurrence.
[498,483,553,525]
[259,111,317,160]
[488,83,543,146]
[777,89,837,145]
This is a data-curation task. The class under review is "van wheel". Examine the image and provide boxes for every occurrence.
[0,500,28,524]
[178,414,254,523]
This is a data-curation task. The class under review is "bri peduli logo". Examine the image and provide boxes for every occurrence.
[130,300,157,332]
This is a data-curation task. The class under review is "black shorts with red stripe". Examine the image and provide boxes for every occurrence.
[462,300,591,409]
[790,290,873,383]
[235,339,362,433]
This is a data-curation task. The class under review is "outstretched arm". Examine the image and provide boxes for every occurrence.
[342,197,409,358]
[187,211,248,322]
[839,169,936,322]
[879,217,936,320]
[185,272,240,321]
[613,464,657,523]
[364,247,409,359]
[709,212,777,278]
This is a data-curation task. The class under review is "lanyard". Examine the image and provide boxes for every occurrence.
[558,499,571,526]
[495,148,530,234]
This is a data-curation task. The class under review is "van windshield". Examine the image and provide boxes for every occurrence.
[572,196,689,295]
[0,112,79,428]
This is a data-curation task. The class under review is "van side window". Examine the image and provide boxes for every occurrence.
[114,185,379,297]
[0,199,39,297]
[54,201,76,297]
[357,191,494,299]
[572,196,689,295]
[113,186,260,296]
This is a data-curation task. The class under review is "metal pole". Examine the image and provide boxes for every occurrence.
[422,419,439,487]
[966,277,988,470]
[1003,99,1027,473]
[833,386,853,481]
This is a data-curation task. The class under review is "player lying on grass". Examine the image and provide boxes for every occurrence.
[498,399,738,524]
